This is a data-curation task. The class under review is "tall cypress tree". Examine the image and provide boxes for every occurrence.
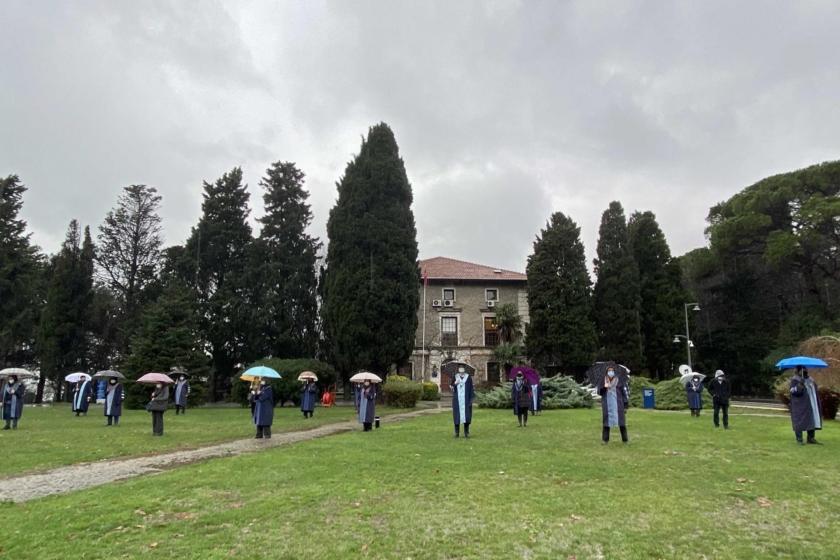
[0,175,42,369]
[628,211,685,379]
[253,161,321,359]
[593,201,643,371]
[322,123,420,379]
[183,167,253,400]
[526,212,597,372]
[38,221,95,400]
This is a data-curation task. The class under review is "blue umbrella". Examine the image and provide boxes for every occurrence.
[776,356,829,370]
[241,366,282,380]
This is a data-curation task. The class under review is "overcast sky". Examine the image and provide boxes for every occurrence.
[3,1,840,273]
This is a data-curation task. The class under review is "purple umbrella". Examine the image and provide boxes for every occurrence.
[509,366,540,385]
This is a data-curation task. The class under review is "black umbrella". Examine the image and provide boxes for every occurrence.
[169,367,190,378]
[93,369,126,380]
[585,362,630,387]
[440,361,475,376]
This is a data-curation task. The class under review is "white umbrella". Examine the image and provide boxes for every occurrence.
[297,371,318,381]
[65,372,91,383]
[679,372,706,385]
[0,367,36,379]
[349,371,383,384]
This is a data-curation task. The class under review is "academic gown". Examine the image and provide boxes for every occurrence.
[174,380,190,407]
[2,383,25,420]
[512,381,531,415]
[530,382,542,412]
[450,376,475,425]
[73,380,93,413]
[300,383,318,412]
[598,379,629,427]
[790,375,822,432]
[251,386,274,427]
[358,386,376,424]
[685,381,704,410]
[104,383,124,417]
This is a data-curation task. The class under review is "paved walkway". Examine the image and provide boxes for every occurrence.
[0,407,444,504]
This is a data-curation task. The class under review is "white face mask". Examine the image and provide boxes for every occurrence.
[364,381,371,387]
[155,383,162,389]
[607,371,615,378]
[179,376,186,381]
[109,380,116,385]
[260,380,266,386]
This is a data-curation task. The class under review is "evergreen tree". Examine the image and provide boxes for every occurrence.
[526,212,597,372]
[183,167,253,400]
[0,175,43,369]
[628,211,685,379]
[123,280,209,408]
[253,161,321,359]
[321,123,420,379]
[38,221,95,400]
[593,202,643,371]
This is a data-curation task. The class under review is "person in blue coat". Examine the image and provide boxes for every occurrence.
[72,378,93,416]
[2,375,25,430]
[250,379,274,439]
[685,375,704,417]
[300,379,318,418]
[512,372,531,427]
[450,366,475,438]
[598,366,629,444]
[790,366,821,444]
[358,381,377,431]
[173,374,190,415]
[104,378,125,426]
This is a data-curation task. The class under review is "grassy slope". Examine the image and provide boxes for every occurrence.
[0,404,408,476]
[1,409,837,559]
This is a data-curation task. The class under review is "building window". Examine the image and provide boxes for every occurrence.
[441,316,458,346]
[485,289,499,302]
[397,362,414,379]
[442,288,456,301]
[484,316,499,347]
[487,362,501,383]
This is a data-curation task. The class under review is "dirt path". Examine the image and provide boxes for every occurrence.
[0,407,445,504]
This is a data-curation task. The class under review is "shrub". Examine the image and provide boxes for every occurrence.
[383,379,422,408]
[627,376,655,408]
[421,382,440,401]
[649,377,690,410]
[476,375,593,409]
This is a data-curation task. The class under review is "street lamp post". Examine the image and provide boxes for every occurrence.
[681,303,700,369]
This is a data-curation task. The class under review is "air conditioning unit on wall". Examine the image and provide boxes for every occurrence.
[432,299,442,307]
[486,300,496,308]
[443,299,454,307]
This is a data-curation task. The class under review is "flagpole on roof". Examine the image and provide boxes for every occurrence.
[421,268,428,382]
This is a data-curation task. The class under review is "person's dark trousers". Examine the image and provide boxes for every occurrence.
[807,429,818,444]
[3,419,17,430]
[603,426,628,443]
[175,405,184,415]
[107,415,119,426]
[464,422,470,438]
[363,422,373,432]
[713,401,729,428]
[517,410,529,427]
[75,411,80,417]
[619,426,628,442]
[152,411,164,436]
[255,426,264,439]
[264,426,271,439]
[602,426,610,442]
[454,424,460,437]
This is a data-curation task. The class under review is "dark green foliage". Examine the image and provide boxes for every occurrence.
[593,202,643,371]
[122,281,208,409]
[231,358,338,408]
[38,221,95,400]
[382,378,423,408]
[628,211,685,379]
[476,376,594,409]
[0,175,43,371]
[421,382,440,401]
[647,378,690,410]
[494,303,522,344]
[627,376,655,408]
[526,212,597,372]
[321,123,420,380]
[773,372,840,419]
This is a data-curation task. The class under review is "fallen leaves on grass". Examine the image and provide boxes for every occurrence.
[663,450,684,456]
[757,497,773,508]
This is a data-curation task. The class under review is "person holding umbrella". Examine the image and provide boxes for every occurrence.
[173,371,190,415]
[707,370,731,429]
[450,366,475,438]
[250,378,274,439]
[598,364,629,444]
[685,374,704,417]
[2,374,25,430]
[790,365,822,445]
[512,372,531,427]
[358,380,377,432]
[138,373,174,436]
[299,373,319,418]
[71,375,93,416]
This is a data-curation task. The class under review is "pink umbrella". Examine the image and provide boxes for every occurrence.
[136,372,175,385]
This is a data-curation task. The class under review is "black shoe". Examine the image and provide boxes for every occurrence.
[807,439,822,445]
[2,426,9,431]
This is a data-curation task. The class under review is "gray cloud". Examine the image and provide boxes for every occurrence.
[2,0,840,272]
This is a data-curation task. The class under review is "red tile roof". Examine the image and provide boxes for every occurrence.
[420,257,527,282]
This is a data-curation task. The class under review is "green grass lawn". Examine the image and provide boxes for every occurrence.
[0,403,411,476]
[1,408,837,559]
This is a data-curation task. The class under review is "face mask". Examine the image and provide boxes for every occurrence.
[109,379,116,385]
[364,381,371,387]
[260,380,266,386]
[607,371,615,378]
[155,383,162,389]
[8,378,15,385]
[179,376,186,381]
[693,378,699,383]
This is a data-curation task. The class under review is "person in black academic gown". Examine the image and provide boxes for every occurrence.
[450,367,475,438]
[685,375,704,417]
[147,383,169,436]
[706,370,731,429]
[358,381,376,432]
[250,379,274,439]
[72,378,93,416]
[512,373,531,427]
[300,379,318,418]
[598,366,629,444]
[790,366,822,445]
[173,375,190,415]
[2,376,25,430]
[104,378,125,426]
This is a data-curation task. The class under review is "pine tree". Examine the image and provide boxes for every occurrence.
[0,175,43,370]
[628,211,685,379]
[321,123,420,379]
[38,221,95,400]
[593,202,643,371]
[183,167,253,400]
[253,161,321,359]
[526,212,597,372]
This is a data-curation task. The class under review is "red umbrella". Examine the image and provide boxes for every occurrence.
[136,372,175,384]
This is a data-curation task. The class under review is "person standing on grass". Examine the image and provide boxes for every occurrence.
[450,366,474,438]
[2,375,24,430]
[300,379,318,418]
[251,379,274,439]
[598,366,629,444]
[790,366,822,445]
[707,370,731,429]
[512,372,531,427]
[353,382,362,413]
[358,380,377,432]
[72,377,93,416]
[104,378,125,426]
[685,375,704,417]
[147,383,169,436]
[530,379,542,416]
[173,374,190,415]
